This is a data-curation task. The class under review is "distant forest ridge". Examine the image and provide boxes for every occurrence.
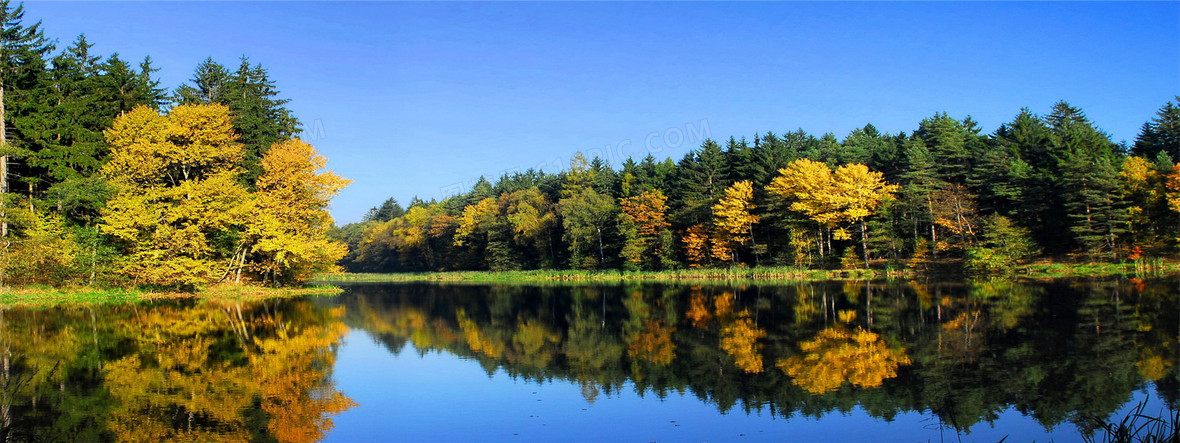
[338,97,1180,273]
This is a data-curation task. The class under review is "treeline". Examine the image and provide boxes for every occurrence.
[0,1,344,287]
[340,99,1180,273]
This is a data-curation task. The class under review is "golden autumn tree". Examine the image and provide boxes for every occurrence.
[100,104,250,288]
[1118,156,1168,248]
[681,224,711,268]
[454,197,499,247]
[929,183,980,251]
[1164,164,1180,244]
[767,159,897,268]
[248,138,351,285]
[711,180,759,264]
[618,189,674,270]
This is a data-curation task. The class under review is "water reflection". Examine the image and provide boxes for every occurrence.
[0,298,354,441]
[0,278,1175,440]
[338,278,1179,435]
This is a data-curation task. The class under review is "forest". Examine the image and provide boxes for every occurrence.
[1,0,1179,288]
[339,97,1180,274]
[0,2,346,288]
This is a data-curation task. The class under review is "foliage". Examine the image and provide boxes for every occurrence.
[964,215,1041,273]
[248,138,351,284]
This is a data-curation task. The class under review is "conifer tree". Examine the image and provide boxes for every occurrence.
[1133,97,1180,162]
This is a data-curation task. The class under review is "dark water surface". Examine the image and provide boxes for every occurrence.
[1,278,1177,441]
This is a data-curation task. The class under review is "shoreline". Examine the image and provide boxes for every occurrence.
[0,284,344,307]
[314,261,1180,284]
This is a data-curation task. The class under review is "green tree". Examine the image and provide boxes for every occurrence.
[0,0,53,236]
[1133,97,1180,162]
[965,215,1040,272]
[364,197,405,223]
[673,139,730,226]
[1049,102,1126,255]
[176,57,301,185]
[559,187,616,269]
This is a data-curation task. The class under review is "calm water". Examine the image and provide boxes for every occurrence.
[0,279,1177,441]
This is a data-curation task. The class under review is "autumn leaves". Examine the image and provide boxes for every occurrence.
[682,159,897,269]
[100,104,348,287]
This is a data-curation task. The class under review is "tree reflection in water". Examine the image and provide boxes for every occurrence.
[0,298,354,441]
[340,278,1178,435]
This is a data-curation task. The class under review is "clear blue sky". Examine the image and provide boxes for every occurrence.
[20,1,1180,224]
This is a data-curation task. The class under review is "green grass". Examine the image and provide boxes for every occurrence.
[315,266,904,284]
[1016,260,1180,279]
[0,283,343,307]
[317,259,1180,284]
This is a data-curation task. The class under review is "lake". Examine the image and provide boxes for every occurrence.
[0,278,1176,441]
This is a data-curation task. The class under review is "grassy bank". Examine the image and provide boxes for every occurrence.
[317,266,904,284]
[0,283,343,307]
[316,260,1180,284]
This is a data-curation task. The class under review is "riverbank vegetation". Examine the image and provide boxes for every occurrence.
[0,283,343,307]
[316,258,1180,285]
[0,1,348,291]
[337,96,1180,276]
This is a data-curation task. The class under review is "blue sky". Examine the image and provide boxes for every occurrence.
[20,1,1180,224]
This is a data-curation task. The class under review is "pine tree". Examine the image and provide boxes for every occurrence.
[225,57,301,183]
[175,57,231,105]
[0,0,52,236]
[1048,102,1125,255]
[915,112,972,184]
[364,198,405,223]
[673,139,729,226]
[1133,97,1180,162]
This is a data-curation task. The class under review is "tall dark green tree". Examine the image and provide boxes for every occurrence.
[0,0,52,235]
[1047,101,1125,255]
[915,112,973,184]
[364,197,405,223]
[174,57,230,105]
[672,139,729,226]
[99,54,167,115]
[1132,97,1180,162]
[176,56,300,184]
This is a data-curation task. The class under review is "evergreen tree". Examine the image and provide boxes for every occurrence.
[915,112,972,184]
[176,57,300,184]
[0,0,52,236]
[225,57,301,182]
[174,57,230,105]
[364,198,405,223]
[1133,97,1180,162]
[673,139,730,226]
[1047,102,1125,254]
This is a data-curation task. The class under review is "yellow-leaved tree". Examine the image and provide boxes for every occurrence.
[618,189,674,270]
[248,138,351,284]
[1166,164,1180,245]
[101,104,250,288]
[102,105,349,288]
[768,159,897,268]
[711,180,759,264]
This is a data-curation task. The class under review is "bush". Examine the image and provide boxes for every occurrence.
[965,215,1040,273]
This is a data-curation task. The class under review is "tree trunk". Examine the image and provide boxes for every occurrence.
[596,227,605,266]
[1,86,7,238]
[861,219,870,269]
